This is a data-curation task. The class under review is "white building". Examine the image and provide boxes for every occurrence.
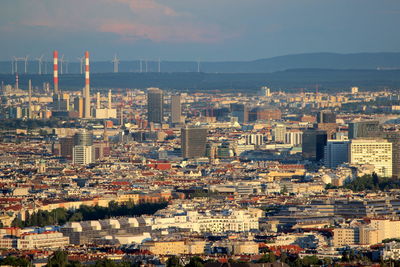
[349,139,392,177]
[73,145,93,165]
[243,134,264,146]
[285,130,303,146]
[324,140,349,168]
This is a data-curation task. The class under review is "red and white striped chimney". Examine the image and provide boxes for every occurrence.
[84,51,91,118]
[53,50,59,94]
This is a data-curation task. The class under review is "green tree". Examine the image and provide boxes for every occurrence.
[47,250,68,267]
[185,257,204,267]
[167,256,183,267]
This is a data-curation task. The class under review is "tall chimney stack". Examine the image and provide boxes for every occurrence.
[84,51,91,118]
[96,92,101,109]
[28,79,32,119]
[53,50,59,94]
[108,90,112,109]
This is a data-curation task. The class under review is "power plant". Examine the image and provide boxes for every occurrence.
[84,51,91,118]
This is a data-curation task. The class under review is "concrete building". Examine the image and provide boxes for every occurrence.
[383,132,400,179]
[147,87,164,124]
[324,140,349,168]
[333,228,358,247]
[73,145,93,165]
[181,126,208,158]
[349,139,392,177]
[285,130,303,146]
[171,94,182,124]
[272,125,286,143]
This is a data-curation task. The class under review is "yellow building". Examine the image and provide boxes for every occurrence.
[142,240,205,255]
[333,228,357,247]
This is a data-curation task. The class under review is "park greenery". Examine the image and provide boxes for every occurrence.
[12,201,168,227]
[326,173,400,192]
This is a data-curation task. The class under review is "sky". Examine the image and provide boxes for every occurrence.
[1,0,400,61]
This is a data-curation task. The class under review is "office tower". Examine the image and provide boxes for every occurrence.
[285,130,303,146]
[349,139,392,177]
[348,121,381,139]
[324,140,349,168]
[248,107,281,122]
[302,129,328,161]
[383,132,400,178]
[73,145,93,165]
[181,126,208,158]
[171,94,182,123]
[60,137,74,159]
[272,125,286,143]
[73,129,93,146]
[73,130,93,165]
[317,110,336,123]
[230,103,248,123]
[147,88,164,124]
[84,51,91,118]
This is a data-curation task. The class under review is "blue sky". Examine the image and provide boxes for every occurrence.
[1,0,400,61]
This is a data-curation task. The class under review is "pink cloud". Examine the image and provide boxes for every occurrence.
[110,0,179,16]
[99,22,224,43]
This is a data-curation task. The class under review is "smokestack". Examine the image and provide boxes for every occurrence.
[108,90,112,109]
[15,73,19,90]
[84,51,91,118]
[53,50,59,94]
[28,79,32,119]
[96,92,101,109]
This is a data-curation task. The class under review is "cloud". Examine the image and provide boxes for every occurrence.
[99,22,224,43]
[109,0,180,16]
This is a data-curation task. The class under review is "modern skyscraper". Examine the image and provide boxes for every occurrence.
[73,129,94,165]
[348,121,381,139]
[302,129,328,161]
[324,140,349,168]
[147,88,164,124]
[181,126,208,158]
[349,139,392,177]
[171,94,182,124]
[230,103,248,123]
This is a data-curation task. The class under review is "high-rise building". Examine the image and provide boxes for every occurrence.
[272,125,286,143]
[349,139,392,177]
[72,129,94,165]
[181,126,208,158]
[60,137,74,159]
[230,103,248,123]
[324,140,350,168]
[243,134,264,146]
[383,132,400,179]
[73,130,93,146]
[171,94,182,124]
[261,86,271,97]
[302,129,328,161]
[317,110,336,123]
[147,88,164,124]
[73,145,93,165]
[348,121,381,139]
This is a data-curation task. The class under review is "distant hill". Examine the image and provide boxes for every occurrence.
[1,68,400,93]
[1,52,400,74]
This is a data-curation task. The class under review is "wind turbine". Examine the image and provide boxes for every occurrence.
[36,55,44,75]
[112,54,120,73]
[23,56,29,74]
[77,56,84,74]
[59,54,65,74]
[11,57,15,75]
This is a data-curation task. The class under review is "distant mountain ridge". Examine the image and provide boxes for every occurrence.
[1,52,400,74]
